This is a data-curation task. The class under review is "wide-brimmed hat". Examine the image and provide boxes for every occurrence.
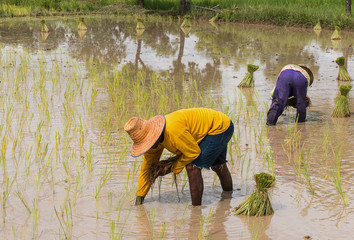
[298,64,314,86]
[124,115,166,157]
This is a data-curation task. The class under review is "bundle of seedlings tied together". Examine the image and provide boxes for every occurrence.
[147,155,180,185]
[336,57,352,81]
[332,85,352,118]
[234,172,275,216]
[286,96,311,108]
[238,64,259,88]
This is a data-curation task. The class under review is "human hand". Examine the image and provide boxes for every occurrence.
[135,196,144,205]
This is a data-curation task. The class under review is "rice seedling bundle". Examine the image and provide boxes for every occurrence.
[234,172,275,216]
[331,85,352,118]
[313,20,321,31]
[40,20,50,33]
[331,26,342,40]
[180,26,191,37]
[237,64,259,88]
[136,17,145,30]
[146,155,180,184]
[336,57,352,82]
[78,18,87,31]
[286,96,311,108]
[181,15,191,28]
[209,13,220,22]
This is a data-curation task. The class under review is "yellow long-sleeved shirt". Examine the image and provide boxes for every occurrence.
[136,108,231,197]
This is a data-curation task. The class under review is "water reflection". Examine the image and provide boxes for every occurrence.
[1,17,352,97]
[0,16,354,239]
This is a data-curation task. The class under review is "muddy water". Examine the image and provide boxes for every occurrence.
[0,16,354,239]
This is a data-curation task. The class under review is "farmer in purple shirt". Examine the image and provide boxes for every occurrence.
[266,64,314,126]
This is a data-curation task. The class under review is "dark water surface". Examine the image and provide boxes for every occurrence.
[0,16,354,239]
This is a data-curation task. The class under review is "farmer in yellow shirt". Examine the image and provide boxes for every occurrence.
[124,108,234,206]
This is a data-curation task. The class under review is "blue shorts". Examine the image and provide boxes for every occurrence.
[191,121,234,169]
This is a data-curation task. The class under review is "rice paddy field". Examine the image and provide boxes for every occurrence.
[0,15,354,239]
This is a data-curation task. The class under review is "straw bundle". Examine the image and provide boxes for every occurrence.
[78,18,87,31]
[234,172,275,216]
[237,64,259,88]
[331,26,342,40]
[336,57,352,82]
[286,96,311,108]
[136,17,145,30]
[40,19,50,33]
[181,15,191,28]
[331,85,352,118]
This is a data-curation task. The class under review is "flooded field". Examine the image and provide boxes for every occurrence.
[0,15,354,239]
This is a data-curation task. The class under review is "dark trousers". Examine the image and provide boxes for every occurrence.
[267,70,308,125]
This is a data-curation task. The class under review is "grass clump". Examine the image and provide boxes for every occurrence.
[331,85,352,118]
[237,64,259,88]
[336,57,352,82]
[234,172,275,217]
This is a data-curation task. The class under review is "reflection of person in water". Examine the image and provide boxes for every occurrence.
[188,192,232,239]
[266,64,314,125]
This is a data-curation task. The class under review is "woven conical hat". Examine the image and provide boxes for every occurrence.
[124,115,165,157]
[298,64,314,86]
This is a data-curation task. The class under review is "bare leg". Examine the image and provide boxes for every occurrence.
[211,163,233,191]
[186,164,203,206]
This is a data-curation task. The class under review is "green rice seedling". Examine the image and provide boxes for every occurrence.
[1,173,17,223]
[84,141,94,172]
[321,122,331,161]
[78,17,87,31]
[329,144,347,206]
[1,136,8,171]
[94,167,112,217]
[178,202,190,228]
[72,166,83,207]
[15,191,31,214]
[181,170,188,193]
[54,200,74,239]
[147,208,157,239]
[300,149,315,195]
[331,85,352,117]
[31,198,39,239]
[237,64,259,88]
[263,149,275,176]
[198,207,214,239]
[159,222,169,239]
[331,26,341,40]
[335,57,352,81]
[181,15,191,28]
[234,172,275,216]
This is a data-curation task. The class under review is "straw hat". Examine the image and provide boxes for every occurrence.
[124,115,166,157]
[298,64,314,86]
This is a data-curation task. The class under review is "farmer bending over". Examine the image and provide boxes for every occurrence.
[266,64,314,125]
[124,108,234,206]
